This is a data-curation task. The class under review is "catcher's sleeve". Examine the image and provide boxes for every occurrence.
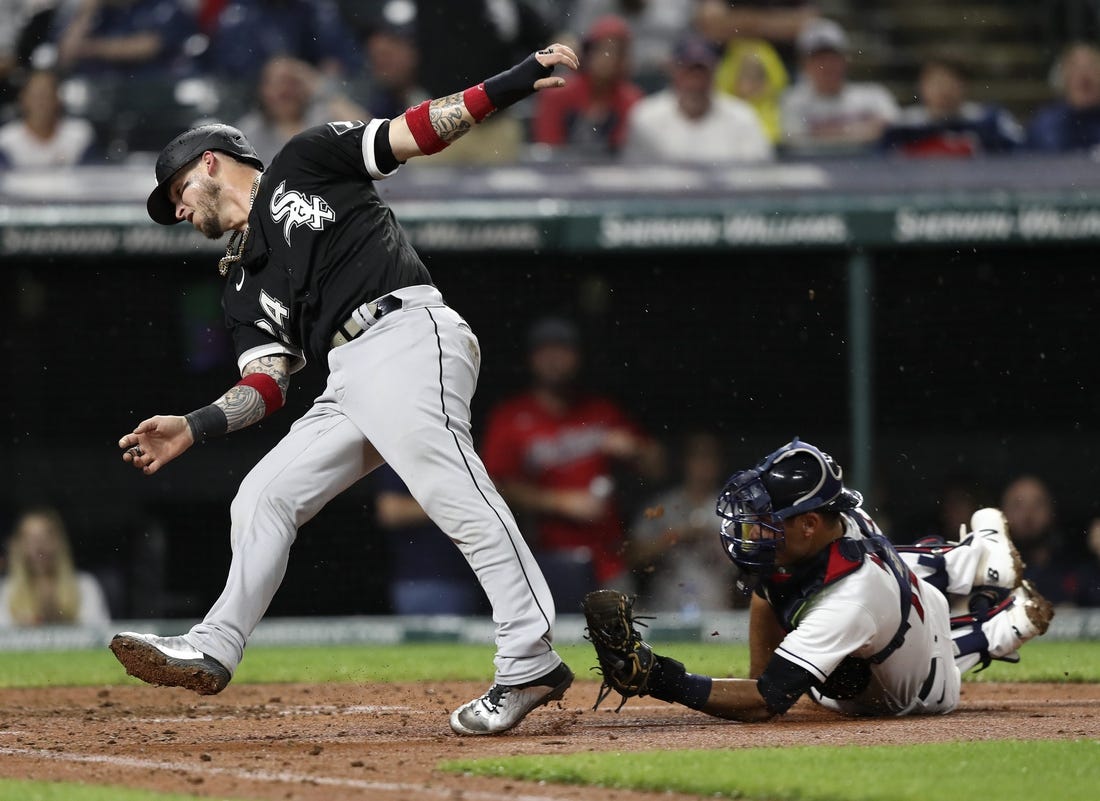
[755,652,816,716]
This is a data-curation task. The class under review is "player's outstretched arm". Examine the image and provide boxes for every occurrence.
[213,355,290,432]
[749,592,786,678]
[120,355,290,475]
[388,43,579,162]
[698,677,776,722]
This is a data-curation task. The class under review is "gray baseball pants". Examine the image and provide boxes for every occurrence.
[185,285,561,684]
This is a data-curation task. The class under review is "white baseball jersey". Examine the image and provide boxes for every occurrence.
[761,512,960,716]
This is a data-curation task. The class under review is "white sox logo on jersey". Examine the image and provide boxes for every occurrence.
[269,180,335,246]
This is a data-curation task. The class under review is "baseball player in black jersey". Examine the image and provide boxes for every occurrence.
[111,43,580,736]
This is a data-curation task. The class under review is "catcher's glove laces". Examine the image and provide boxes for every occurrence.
[582,590,657,712]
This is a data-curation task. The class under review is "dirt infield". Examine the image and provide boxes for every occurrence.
[1,680,1097,801]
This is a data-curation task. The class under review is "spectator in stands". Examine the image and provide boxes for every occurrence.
[408,0,552,165]
[779,17,899,156]
[481,317,664,608]
[0,507,111,627]
[0,68,96,167]
[713,35,789,144]
[622,32,772,164]
[881,59,1024,157]
[194,0,225,36]
[414,0,553,96]
[929,473,988,543]
[1001,475,1075,605]
[55,0,199,79]
[628,431,737,614]
[562,0,696,90]
[892,472,994,548]
[1070,518,1100,606]
[531,14,643,157]
[1027,43,1100,153]
[355,13,428,121]
[0,0,33,107]
[206,0,361,79]
[234,55,365,163]
[374,465,484,615]
[693,0,819,71]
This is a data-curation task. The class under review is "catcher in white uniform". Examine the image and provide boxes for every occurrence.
[583,438,1054,720]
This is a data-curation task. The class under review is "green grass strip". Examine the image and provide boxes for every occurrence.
[443,739,1100,801]
[0,778,251,801]
[0,640,1097,689]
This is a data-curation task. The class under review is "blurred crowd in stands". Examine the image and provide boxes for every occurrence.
[4,316,1100,623]
[2,0,1100,168]
[2,1,1100,622]
[5,387,1100,625]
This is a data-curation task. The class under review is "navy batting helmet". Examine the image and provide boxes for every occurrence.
[717,438,863,572]
[146,123,264,225]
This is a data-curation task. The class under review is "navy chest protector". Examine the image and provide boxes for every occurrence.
[762,515,914,665]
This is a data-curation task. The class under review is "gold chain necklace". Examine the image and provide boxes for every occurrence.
[218,173,262,277]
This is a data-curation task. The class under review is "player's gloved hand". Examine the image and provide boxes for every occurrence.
[583,590,657,711]
[483,43,579,108]
[532,43,579,87]
[119,415,194,475]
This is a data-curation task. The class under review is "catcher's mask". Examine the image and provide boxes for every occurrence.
[717,437,862,574]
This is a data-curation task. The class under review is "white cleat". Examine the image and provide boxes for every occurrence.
[983,581,1054,658]
[449,662,573,735]
[110,632,231,695]
[969,507,1024,590]
[1007,580,1055,642]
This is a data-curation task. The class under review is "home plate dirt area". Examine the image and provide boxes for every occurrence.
[0,680,1096,801]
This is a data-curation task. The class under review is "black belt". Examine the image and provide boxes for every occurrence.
[330,294,403,349]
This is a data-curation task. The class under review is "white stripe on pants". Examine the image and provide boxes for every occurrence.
[187,286,560,684]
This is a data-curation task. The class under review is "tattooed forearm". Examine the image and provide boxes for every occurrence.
[211,355,291,433]
[243,355,290,400]
[429,92,473,143]
[216,385,267,432]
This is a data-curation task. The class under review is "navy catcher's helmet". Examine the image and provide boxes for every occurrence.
[146,123,264,225]
[717,438,863,573]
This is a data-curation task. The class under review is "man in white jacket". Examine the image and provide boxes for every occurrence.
[623,33,772,164]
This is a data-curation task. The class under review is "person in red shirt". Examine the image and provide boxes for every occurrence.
[531,15,643,157]
[481,317,664,606]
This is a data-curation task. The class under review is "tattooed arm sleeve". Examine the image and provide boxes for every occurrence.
[388,44,577,162]
[184,355,290,442]
[218,355,290,433]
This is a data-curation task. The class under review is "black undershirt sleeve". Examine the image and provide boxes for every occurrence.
[372,119,402,173]
[755,652,817,716]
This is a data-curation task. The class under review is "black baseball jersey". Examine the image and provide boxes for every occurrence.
[223,119,432,373]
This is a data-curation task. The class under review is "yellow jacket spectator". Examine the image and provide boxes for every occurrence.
[714,37,789,143]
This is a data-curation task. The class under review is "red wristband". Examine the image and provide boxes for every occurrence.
[237,373,284,417]
[403,99,448,155]
[463,83,496,122]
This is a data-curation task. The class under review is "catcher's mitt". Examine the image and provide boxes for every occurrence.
[582,589,656,711]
